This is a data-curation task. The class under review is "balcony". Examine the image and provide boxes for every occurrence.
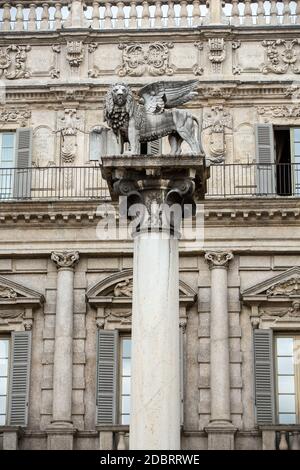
[0,0,300,32]
[0,165,110,202]
[0,163,299,202]
[261,425,300,450]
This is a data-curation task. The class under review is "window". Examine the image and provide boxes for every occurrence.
[119,337,131,425]
[273,127,300,196]
[255,125,300,196]
[0,338,9,425]
[275,335,300,424]
[96,329,182,427]
[253,329,300,426]
[0,132,16,198]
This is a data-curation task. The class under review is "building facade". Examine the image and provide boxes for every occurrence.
[0,0,300,450]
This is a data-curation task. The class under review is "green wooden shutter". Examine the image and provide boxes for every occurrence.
[253,329,275,425]
[96,329,118,425]
[8,331,32,426]
[255,124,275,195]
[13,128,33,199]
[147,139,161,155]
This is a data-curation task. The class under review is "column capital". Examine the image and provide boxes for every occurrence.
[51,251,79,269]
[205,251,233,269]
[100,154,207,235]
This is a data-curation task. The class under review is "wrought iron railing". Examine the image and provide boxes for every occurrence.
[0,165,110,201]
[0,163,300,202]
[207,162,300,198]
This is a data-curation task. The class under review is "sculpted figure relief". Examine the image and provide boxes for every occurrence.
[104,80,204,156]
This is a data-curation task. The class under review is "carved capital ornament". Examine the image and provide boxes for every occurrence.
[205,251,234,269]
[51,251,79,269]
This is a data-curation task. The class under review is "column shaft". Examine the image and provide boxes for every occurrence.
[210,266,231,423]
[130,233,180,450]
[52,267,74,424]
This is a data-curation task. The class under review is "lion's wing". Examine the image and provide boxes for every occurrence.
[139,80,199,114]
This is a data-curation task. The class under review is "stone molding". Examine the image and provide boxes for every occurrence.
[242,266,300,328]
[87,269,197,330]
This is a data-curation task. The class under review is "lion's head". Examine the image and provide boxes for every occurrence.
[104,83,135,131]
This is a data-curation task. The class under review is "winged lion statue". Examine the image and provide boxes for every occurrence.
[104,80,204,156]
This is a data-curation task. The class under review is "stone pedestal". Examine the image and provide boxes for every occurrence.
[47,251,79,450]
[1,427,22,450]
[101,154,207,450]
[205,251,236,450]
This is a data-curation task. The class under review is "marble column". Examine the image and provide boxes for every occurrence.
[100,154,207,450]
[204,251,236,450]
[47,251,79,450]
[130,230,180,449]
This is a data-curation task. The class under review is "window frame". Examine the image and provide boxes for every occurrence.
[290,128,300,196]
[0,335,11,426]
[0,131,16,199]
[274,332,300,425]
[118,334,131,426]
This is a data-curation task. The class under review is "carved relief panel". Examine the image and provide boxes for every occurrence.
[0,45,31,79]
[33,126,56,167]
[262,40,300,74]
[203,106,233,161]
[57,108,84,164]
[117,42,174,77]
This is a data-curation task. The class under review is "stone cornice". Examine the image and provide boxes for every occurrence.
[0,198,300,226]
[1,25,300,43]
[1,83,297,108]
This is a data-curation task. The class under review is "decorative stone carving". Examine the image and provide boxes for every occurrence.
[0,310,23,319]
[117,42,174,77]
[284,85,300,98]
[58,109,84,163]
[266,277,300,296]
[88,43,98,54]
[232,40,242,75]
[0,108,31,125]
[114,279,133,297]
[205,251,234,269]
[200,87,233,99]
[262,40,300,74]
[87,42,99,77]
[259,301,300,318]
[0,45,31,79]
[51,251,79,269]
[257,105,300,118]
[203,106,232,160]
[104,81,203,155]
[0,286,17,299]
[33,126,55,166]
[208,38,226,73]
[101,154,206,234]
[104,309,132,325]
[66,41,84,67]
[50,44,61,79]
[193,42,204,76]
